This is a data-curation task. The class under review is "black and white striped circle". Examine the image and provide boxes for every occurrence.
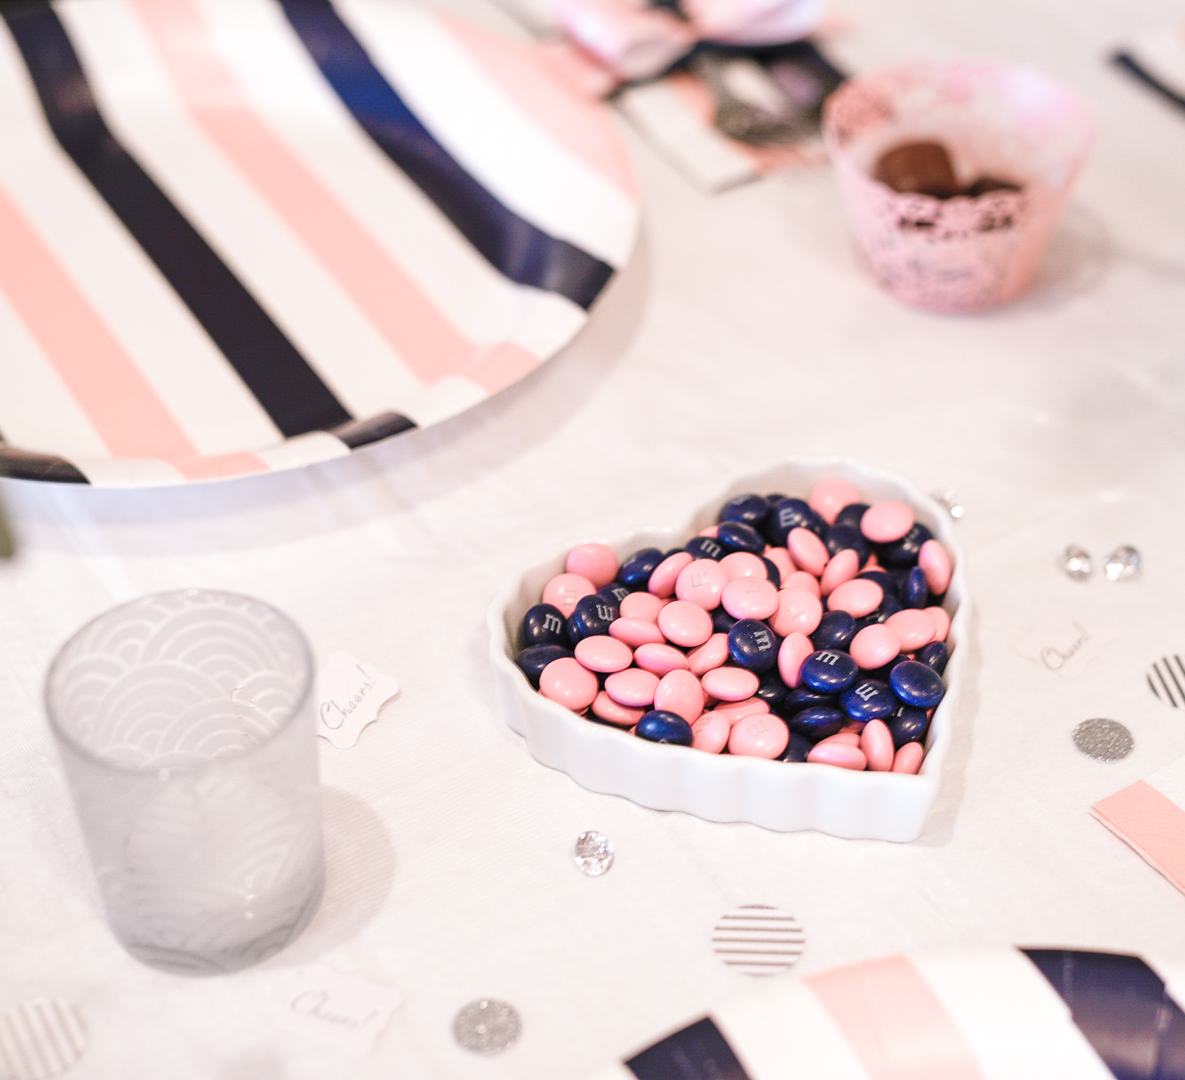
[0,999,87,1080]
[1147,654,1185,707]
[712,904,805,976]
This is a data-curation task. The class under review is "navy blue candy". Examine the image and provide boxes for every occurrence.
[515,644,572,687]
[728,619,780,673]
[712,608,739,635]
[811,610,856,651]
[566,594,619,642]
[857,594,903,630]
[717,520,765,554]
[763,497,827,546]
[760,556,782,589]
[839,678,896,722]
[619,547,663,589]
[783,685,838,713]
[756,669,792,712]
[800,649,858,693]
[834,502,869,529]
[880,522,934,567]
[899,566,929,609]
[890,660,945,708]
[785,705,845,741]
[887,706,929,749]
[521,603,569,649]
[778,731,812,763]
[718,493,770,529]
[685,535,726,561]
[825,524,871,565]
[917,640,949,675]
[636,710,693,746]
[598,581,631,605]
[857,569,893,592]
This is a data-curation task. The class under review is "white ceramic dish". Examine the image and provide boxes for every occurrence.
[488,459,969,841]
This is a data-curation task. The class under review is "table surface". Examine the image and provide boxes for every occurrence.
[3,0,1185,1075]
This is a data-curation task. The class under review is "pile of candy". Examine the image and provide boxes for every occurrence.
[513,478,954,773]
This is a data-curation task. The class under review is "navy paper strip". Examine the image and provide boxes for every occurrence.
[0,445,88,483]
[625,1017,752,1080]
[278,0,614,310]
[1113,53,1185,117]
[1023,949,1185,1080]
[3,4,352,438]
[330,410,416,449]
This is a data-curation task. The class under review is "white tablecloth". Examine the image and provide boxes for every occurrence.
[3,0,1185,1075]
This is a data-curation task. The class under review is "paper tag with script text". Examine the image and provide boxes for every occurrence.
[1016,611,1117,679]
[280,965,403,1056]
[315,651,400,748]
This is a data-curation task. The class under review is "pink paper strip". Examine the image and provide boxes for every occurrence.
[1092,780,1185,895]
[0,184,197,461]
[129,0,478,385]
[805,955,987,1080]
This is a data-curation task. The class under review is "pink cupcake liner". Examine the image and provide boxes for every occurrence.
[823,60,1094,312]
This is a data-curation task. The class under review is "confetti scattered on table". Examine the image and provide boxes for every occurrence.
[1062,545,1092,581]
[0,1000,87,1080]
[712,904,804,976]
[1104,545,1141,582]
[1073,718,1133,761]
[452,1000,521,1054]
[574,831,615,876]
[1147,655,1185,707]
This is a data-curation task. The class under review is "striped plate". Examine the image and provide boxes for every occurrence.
[0,0,638,486]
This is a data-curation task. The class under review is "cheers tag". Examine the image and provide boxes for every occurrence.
[1016,611,1116,679]
[281,965,403,1056]
[315,651,400,748]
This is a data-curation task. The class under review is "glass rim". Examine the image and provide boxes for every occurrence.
[43,588,315,775]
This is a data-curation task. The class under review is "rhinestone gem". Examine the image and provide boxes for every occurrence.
[1072,718,1133,761]
[452,1000,521,1055]
[1104,546,1141,582]
[930,490,965,519]
[574,831,614,876]
[1063,545,1092,581]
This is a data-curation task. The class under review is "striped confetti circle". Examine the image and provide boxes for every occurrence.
[1147,654,1185,707]
[712,904,805,976]
[0,1000,87,1080]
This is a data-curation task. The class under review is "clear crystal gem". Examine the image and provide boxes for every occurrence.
[1063,545,1092,581]
[1072,718,1133,761]
[452,1000,521,1054]
[574,831,614,876]
[930,489,965,519]
[1104,545,1141,582]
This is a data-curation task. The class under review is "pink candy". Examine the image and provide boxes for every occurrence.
[676,559,729,609]
[770,587,823,637]
[860,501,914,543]
[542,572,595,617]
[721,577,779,620]
[565,543,618,588]
[808,477,862,525]
[700,666,759,702]
[654,669,704,723]
[574,635,633,673]
[539,657,598,711]
[826,578,882,618]
[648,551,693,598]
[728,712,789,758]
[788,527,829,577]
[657,600,713,648]
[849,624,900,670]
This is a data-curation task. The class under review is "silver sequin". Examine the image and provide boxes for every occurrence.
[1104,546,1141,582]
[574,831,614,876]
[1062,545,1092,581]
[1072,718,1133,761]
[452,1000,521,1054]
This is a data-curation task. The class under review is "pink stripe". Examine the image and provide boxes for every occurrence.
[1093,780,1185,893]
[442,15,637,198]
[805,955,986,1080]
[128,0,477,385]
[174,451,269,481]
[465,342,540,393]
[0,184,197,460]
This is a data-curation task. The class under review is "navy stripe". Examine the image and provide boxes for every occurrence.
[278,0,614,310]
[330,410,416,448]
[1113,53,1185,116]
[3,4,352,438]
[625,1017,752,1080]
[0,444,88,483]
[1023,949,1185,1079]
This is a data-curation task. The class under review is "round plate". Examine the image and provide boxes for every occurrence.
[0,0,638,486]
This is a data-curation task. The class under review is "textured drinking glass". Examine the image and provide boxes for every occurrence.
[44,590,324,975]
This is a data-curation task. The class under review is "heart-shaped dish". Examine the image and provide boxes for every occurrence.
[487,459,968,841]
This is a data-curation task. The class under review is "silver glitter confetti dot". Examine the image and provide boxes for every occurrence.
[452,1000,521,1055]
[1062,545,1092,581]
[1073,718,1133,762]
[712,904,804,977]
[0,999,87,1080]
[574,830,614,876]
[1104,545,1141,582]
